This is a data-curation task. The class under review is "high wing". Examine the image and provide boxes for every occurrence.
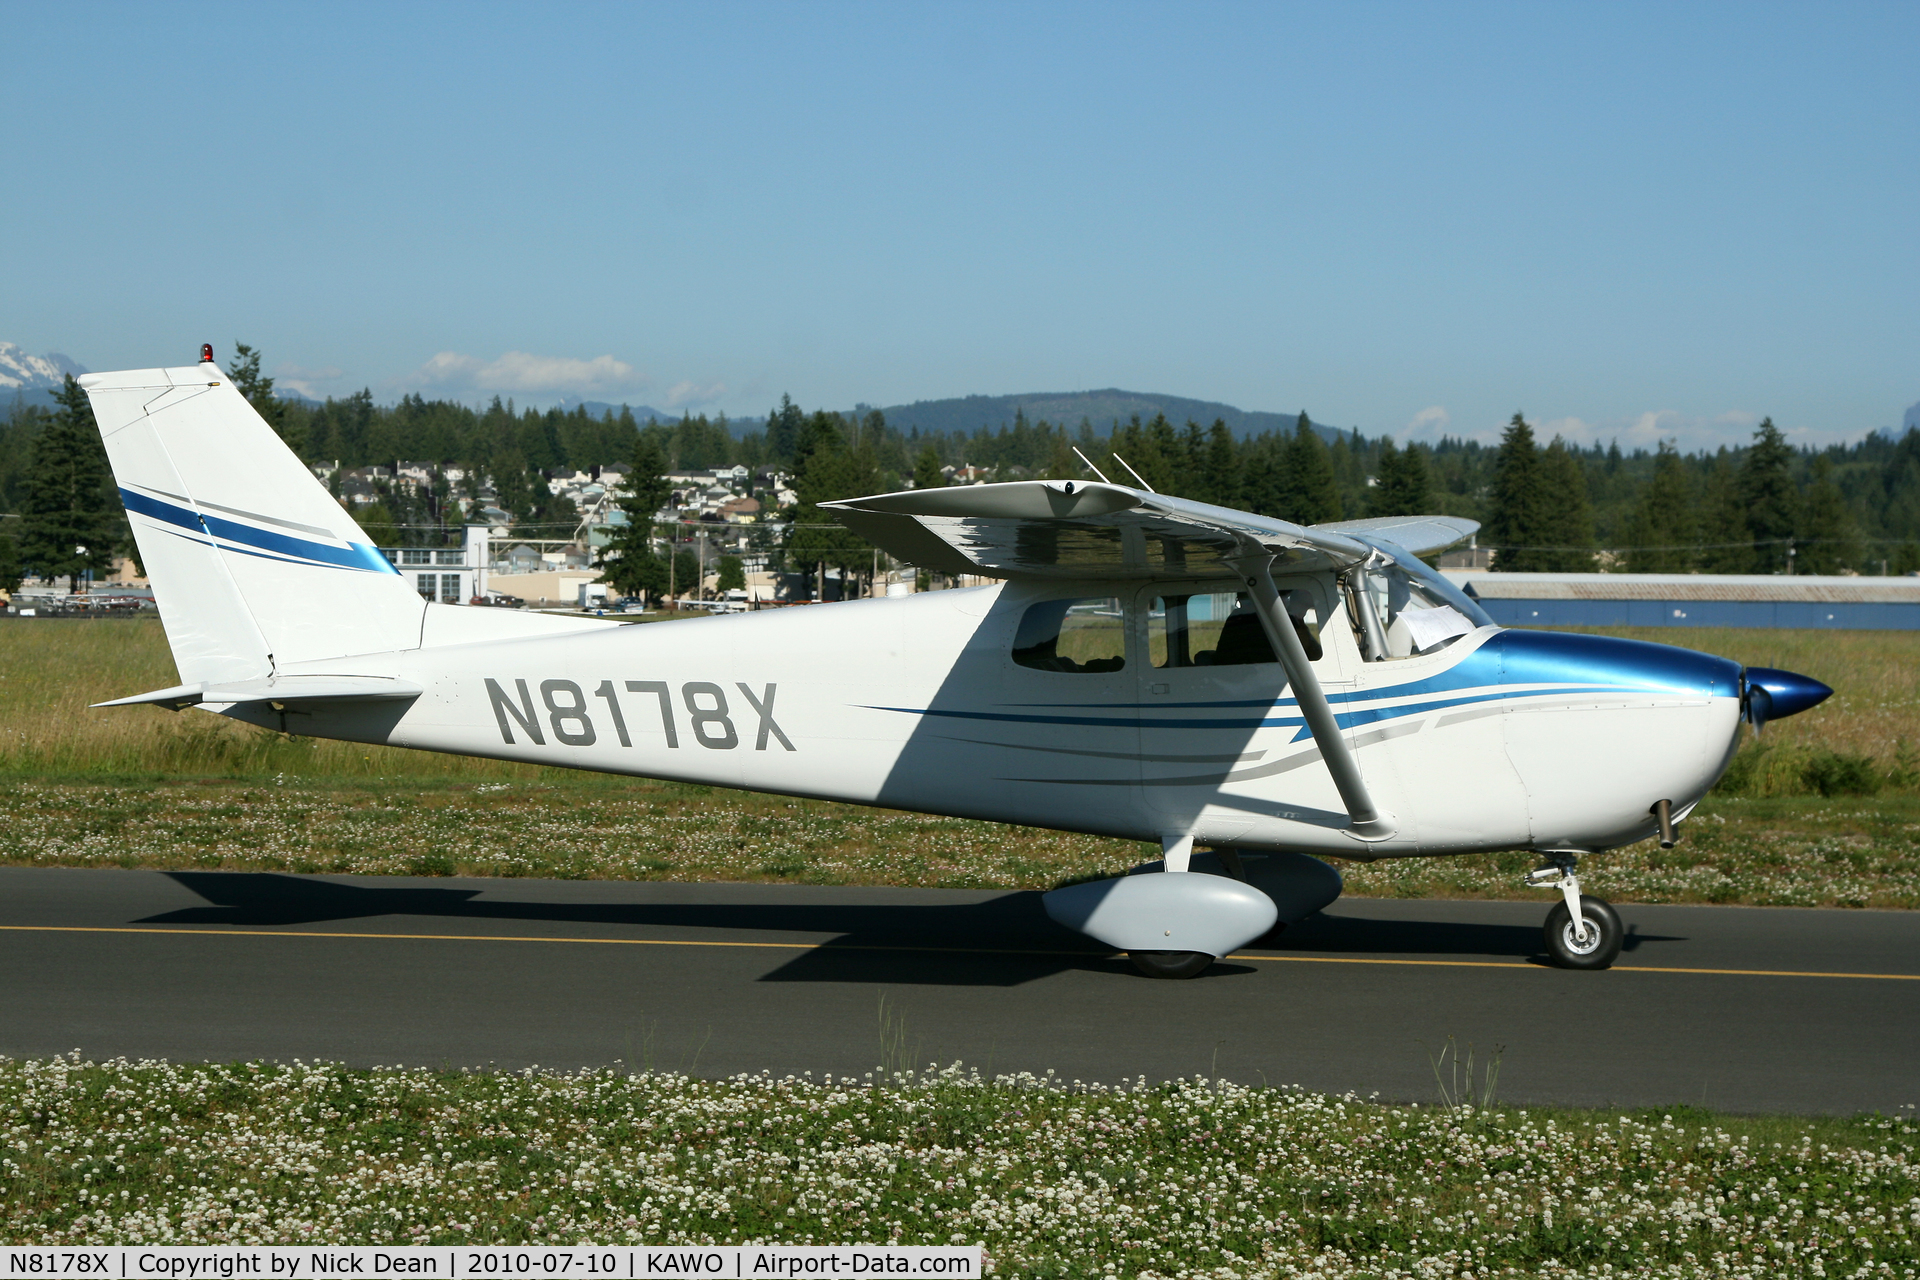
[822,480,1477,579]
[1313,515,1480,559]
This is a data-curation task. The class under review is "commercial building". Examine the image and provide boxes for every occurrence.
[378,526,492,603]
[1446,572,1920,630]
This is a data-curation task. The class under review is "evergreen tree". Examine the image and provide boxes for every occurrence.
[18,376,118,590]
[1203,420,1238,508]
[355,501,398,543]
[715,555,746,593]
[595,434,672,603]
[1796,455,1863,574]
[1279,413,1342,524]
[786,412,878,596]
[765,395,804,464]
[1180,420,1207,498]
[671,548,700,598]
[1370,439,1402,516]
[1370,439,1434,517]
[227,342,306,458]
[1239,432,1285,519]
[1108,414,1177,492]
[1485,413,1546,571]
[1623,441,1697,573]
[1330,429,1368,517]
[1696,451,1752,573]
[1878,429,1920,546]
[1398,442,1433,514]
[1040,431,1080,481]
[1741,417,1798,572]
[1536,436,1596,571]
[913,444,945,491]
[0,532,20,594]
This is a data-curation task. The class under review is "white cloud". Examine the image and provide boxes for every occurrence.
[1423,407,1841,452]
[1402,406,1450,441]
[1536,409,1766,453]
[273,362,344,399]
[409,350,649,397]
[662,379,728,409]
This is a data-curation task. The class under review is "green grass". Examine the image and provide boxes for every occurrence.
[0,618,535,781]
[2,1053,1914,1276]
[3,618,1919,906]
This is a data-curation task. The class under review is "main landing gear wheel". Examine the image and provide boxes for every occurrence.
[1543,896,1623,970]
[1128,950,1215,979]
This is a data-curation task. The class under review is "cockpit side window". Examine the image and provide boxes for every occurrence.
[1011,597,1127,673]
[1150,590,1322,668]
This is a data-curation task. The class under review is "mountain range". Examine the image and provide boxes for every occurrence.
[575,389,1321,442]
[0,343,87,409]
[13,341,1912,446]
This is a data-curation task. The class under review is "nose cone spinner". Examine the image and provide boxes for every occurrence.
[1745,667,1834,730]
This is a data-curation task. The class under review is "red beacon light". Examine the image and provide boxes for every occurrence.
[199,343,215,364]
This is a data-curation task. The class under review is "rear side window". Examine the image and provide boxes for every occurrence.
[1151,591,1322,667]
[1012,598,1127,673]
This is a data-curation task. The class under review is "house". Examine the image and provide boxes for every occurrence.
[336,471,379,506]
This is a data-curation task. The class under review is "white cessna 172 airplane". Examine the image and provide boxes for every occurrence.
[81,350,1833,978]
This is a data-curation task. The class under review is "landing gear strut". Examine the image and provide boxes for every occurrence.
[1527,854,1623,970]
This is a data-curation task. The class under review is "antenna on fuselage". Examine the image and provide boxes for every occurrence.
[1071,446,1115,485]
[1110,453,1156,493]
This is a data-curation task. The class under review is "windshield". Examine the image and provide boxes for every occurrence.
[1349,538,1495,660]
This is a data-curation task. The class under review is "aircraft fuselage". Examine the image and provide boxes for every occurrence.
[229,580,1745,860]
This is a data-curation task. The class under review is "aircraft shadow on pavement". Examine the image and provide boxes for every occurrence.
[140,872,1679,985]
[1278,913,1683,964]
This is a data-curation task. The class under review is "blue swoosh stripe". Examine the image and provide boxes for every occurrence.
[1008,682,1643,713]
[122,487,397,575]
[150,522,378,572]
[864,682,1664,740]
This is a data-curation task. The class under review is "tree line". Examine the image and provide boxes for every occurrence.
[6,340,1920,591]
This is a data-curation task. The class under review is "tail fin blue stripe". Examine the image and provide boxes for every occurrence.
[120,487,397,575]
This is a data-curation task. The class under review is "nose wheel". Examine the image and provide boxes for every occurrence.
[1528,856,1623,970]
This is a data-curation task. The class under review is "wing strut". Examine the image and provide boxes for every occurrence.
[1231,547,1395,843]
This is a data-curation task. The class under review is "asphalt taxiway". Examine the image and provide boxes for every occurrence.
[1,866,1913,1114]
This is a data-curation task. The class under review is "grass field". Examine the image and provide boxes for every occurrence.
[5,630,1919,1271]
[3,1053,1914,1275]
[2,617,1917,907]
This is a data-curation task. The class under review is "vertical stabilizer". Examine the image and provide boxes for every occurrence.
[81,363,425,682]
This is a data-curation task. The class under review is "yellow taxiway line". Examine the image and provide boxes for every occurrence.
[0,923,1916,981]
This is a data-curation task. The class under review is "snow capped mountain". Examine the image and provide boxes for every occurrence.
[0,343,87,393]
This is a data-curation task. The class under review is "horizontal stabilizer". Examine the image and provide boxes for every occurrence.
[1313,515,1480,558]
[824,480,1372,581]
[93,675,424,711]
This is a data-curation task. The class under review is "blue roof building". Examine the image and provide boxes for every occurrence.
[1445,572,1920,630]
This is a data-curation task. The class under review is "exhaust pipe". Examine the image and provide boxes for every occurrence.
[1650,798,1676,849]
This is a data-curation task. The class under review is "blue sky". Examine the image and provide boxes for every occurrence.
[5,1,1915,450]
